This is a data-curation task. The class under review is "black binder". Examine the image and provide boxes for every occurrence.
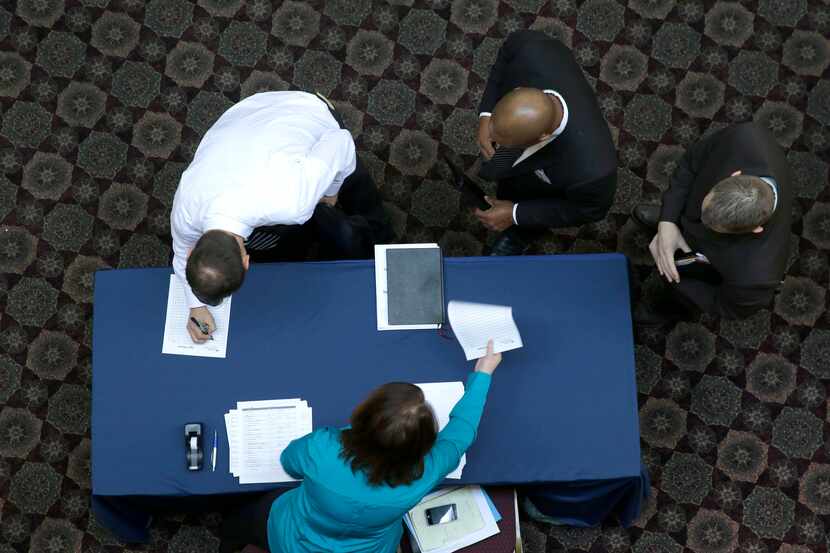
[386,247,444,326]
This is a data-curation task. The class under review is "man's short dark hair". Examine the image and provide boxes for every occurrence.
[701,175,775,233]
[186,230,245,306]
[339,382,437,487]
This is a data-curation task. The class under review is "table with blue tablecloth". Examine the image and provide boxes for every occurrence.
[92,254,647,543]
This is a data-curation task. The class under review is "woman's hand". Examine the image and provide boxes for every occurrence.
[474,340,502,375]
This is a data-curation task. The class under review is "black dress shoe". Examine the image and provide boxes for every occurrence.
[489,231,529,256]
[632,300,687,327]
[632,204,660,230]
[633,303,673,327]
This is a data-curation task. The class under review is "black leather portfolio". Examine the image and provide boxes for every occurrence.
[386,247,444,326]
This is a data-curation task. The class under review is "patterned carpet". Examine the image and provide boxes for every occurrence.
[0,0,829,551]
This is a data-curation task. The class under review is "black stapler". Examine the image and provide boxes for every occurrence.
[185,423,203,471]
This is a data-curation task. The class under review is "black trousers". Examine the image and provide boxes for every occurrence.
[248,158,391,263]
[642,261,722,316]
[219,489,286,553]
[670,261,723,313]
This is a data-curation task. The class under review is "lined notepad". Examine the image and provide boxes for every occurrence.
[447,301,523,361]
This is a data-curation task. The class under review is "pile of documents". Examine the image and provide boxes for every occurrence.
[404,486,501,553]
[224,398,312,484]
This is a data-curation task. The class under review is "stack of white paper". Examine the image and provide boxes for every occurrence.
[404,486,500,553]
[162,275,232,358]
[224,399,312,484]
[447,301,523,361]
[416,382,466,479]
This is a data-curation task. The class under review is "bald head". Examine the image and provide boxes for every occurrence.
[491,88,560,148]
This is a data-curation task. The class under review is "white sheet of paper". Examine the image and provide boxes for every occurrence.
[374,244,442,331]
[225,410,240,476]
[237,401,312,484]
[416,382,466,479]
[237,399,305,410]
[447,301,523,361]
[406,486,499,553]
[162,275,232,358]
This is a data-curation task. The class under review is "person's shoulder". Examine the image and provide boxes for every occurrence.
[308,427,345,451]
[505,29,563,48]
[706,123,785,174]
[712,122,772,149]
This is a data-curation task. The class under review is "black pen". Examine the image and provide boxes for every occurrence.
[189,317,215,340]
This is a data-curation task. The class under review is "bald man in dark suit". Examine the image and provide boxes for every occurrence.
[456,30,617,255]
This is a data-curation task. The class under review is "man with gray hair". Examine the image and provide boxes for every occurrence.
[632,122,792,322]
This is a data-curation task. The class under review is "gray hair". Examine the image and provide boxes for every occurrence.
[701,175,775,233]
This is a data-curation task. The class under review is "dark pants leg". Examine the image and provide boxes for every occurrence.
[247,224,314,263]
[644,262,721,317]
[313,157,392,260]
[219,489,286,553]
[669,262,723,314]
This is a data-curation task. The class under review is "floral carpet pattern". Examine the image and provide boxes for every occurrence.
[0,0,828,552]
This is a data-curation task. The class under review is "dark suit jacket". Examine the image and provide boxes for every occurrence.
[659,122,792,319]
[479,30,617,229]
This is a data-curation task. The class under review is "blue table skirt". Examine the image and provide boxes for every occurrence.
[524,463,651,527]
[91,255,646,542]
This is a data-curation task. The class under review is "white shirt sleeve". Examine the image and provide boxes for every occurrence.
[512,203,519,225]
[479,112,492,118]
[313,128,356,198]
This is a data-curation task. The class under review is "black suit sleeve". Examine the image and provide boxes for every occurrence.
[479,30,543,114]
[672,278,775,319]
[659,128,727,223]
[515,172,616,229]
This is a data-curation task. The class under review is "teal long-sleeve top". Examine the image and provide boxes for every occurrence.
[266,372,492,553]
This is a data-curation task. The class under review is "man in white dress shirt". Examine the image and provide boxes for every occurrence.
[464,30,617,255]
[171,91,389,343]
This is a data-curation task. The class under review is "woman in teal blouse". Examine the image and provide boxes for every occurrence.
[220,342,502,553]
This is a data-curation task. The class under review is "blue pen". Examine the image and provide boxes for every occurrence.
[211,430,217,472]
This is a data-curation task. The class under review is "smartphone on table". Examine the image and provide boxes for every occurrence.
[425,503,458,525]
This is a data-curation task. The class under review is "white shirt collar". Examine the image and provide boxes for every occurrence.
[760,176,778,212]
[513,90,569,167]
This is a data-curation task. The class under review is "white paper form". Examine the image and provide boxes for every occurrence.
[236,399,312,484]
[162,275,232,358]
[416,382,466,479]
[374,244,441,331]
[224,411,240,475]
[406,486,499,553]
[225,406,282,477]
[447,301,523,361]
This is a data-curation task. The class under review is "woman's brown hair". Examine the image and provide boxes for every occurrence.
[339,382,438,487]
